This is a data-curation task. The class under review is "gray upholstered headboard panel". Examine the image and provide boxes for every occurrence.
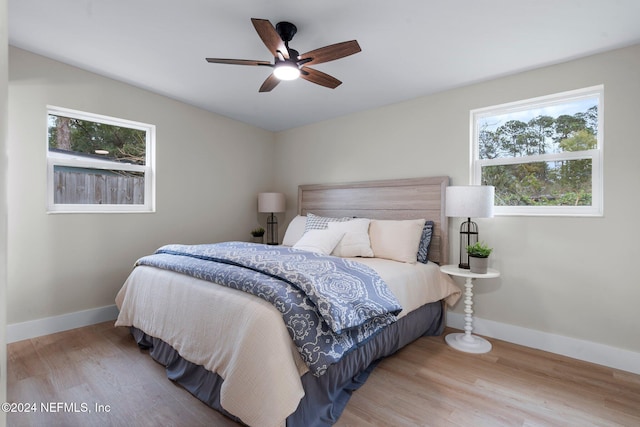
[298,176,449,265]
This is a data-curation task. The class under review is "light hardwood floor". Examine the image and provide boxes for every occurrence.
[7,322,640,426]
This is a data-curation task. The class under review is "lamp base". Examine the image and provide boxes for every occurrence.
[266,213,279,245]
[459,218,478,269]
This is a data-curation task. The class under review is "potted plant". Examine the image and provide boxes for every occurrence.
[466,241,493,274]
[250,227,265,243]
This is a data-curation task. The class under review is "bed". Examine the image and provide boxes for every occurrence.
[115,176,461,427]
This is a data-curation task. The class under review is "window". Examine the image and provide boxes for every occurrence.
[47,106,155,213]
[471,86,603,216]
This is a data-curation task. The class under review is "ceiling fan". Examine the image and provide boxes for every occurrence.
[205,18,361,92]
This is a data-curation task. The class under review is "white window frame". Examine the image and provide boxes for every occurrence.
[470,85,604,217]
[46,106,156,213]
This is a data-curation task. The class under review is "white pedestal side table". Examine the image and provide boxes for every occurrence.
[440,264,500,354]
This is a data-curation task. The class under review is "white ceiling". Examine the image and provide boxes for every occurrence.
[9,0,640,132]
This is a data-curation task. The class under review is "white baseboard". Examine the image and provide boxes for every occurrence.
[7,306,638,376]
[446,312,640,375]
[7,305,119,343]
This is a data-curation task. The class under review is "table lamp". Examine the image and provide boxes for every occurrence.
[258,192,286,245]
[445,186,494,269]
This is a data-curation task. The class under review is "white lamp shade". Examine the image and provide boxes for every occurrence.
[258,192,286,213]
[445,186,494,218]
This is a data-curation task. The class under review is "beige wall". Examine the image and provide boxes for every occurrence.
[275,44,640,353]
[7,47,275,324]
[1,0,8,423]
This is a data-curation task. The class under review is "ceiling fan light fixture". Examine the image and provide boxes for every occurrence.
[273,62,300,81]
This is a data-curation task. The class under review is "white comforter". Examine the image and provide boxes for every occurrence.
[115,258,460,427]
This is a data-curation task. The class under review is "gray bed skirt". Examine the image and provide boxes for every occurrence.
[130,300,445,427]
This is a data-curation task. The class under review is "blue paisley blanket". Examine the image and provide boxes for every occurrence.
[135,241,402,376]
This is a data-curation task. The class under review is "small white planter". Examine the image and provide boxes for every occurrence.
[469,256,489,274]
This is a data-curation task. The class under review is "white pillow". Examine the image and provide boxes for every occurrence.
[293,229,345,255]
[369,219,426,264]
[282,215,307,246]
[328,218,374,258]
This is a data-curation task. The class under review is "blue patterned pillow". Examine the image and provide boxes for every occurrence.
[416,220,435,264]
[304,212,352,232]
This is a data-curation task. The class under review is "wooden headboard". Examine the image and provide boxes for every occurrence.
[298,176,449,265]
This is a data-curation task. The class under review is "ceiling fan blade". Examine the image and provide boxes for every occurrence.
[259,73,281,92]
[206,58,272,66]
[300,67,342,89]
[298,40,361,66]
[251,18,289,60]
